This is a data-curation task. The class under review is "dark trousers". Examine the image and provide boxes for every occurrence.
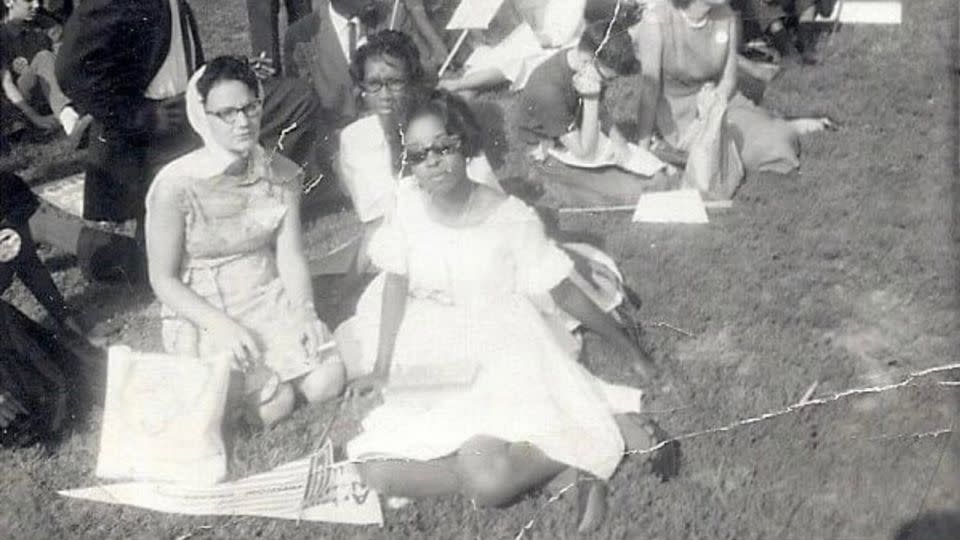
[0,223,71,324]
[246,0,312,72]
[79,76,326,281]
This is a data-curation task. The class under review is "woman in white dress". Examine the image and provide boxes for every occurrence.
[336,92,678,531]
[437,0,588,97]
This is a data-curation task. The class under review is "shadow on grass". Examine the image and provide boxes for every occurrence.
[893,511,960,540]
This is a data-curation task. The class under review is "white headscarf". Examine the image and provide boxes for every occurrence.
[184,65,269,180]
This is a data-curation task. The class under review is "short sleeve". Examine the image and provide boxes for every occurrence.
[366,217,407,275]
[338,118,397,223]
[510,200,574,294]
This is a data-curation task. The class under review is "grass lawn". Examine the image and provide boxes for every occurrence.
[2,1,959,538]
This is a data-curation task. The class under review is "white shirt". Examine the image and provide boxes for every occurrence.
[328,3,366,62]
[145,0,193,99]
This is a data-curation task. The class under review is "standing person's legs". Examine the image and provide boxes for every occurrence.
[259,76,326,181]
[284,0,311,26]
[247,0,311,73]
[247,0,282,64]
[7,223,71,325]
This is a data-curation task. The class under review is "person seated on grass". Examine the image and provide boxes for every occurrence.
[145,57,345,429]
[516,19,676,207]
[436,0,589,98]
[630,0,834,183]
[730,0,837,65]
[0,0,92,148]
[337,30,503,284]
[1,170,89,338]
[335,92,679,533]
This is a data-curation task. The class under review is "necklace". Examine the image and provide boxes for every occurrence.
[680,8,709,29]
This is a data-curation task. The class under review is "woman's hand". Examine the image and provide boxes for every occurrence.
[0,392,28,429]
[208,317,261,371]
[346,371,387,400]
[572,69,602,98]
[618,335,658,382]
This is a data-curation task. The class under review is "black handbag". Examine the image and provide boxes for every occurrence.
[0,301,70,447]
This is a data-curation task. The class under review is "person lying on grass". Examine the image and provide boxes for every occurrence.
[145,57,345,429]
[517,19,638,165]
[335,91,679,533]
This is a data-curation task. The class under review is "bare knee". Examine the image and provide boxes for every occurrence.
[356,460,398,494]
[296,360,346,403]
[457,440,518,507]
[251,382,296,428]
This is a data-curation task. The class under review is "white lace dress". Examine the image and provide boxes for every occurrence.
[336,178,641,480]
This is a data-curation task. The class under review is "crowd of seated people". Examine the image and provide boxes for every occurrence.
[2,0,842,531]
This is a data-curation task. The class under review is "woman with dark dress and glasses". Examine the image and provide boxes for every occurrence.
[145,56,345,428]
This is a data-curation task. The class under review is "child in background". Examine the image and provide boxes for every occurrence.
[1,0,91,147]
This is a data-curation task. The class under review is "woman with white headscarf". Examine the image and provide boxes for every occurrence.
[145,56,345,428]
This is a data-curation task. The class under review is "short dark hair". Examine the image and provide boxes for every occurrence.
[350,30,425,85]
[196,56,260,101]
[578,20,638,74]
[669,0,695,8]
[404,90,484,158]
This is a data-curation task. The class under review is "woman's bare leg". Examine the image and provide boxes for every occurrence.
[295,360,346,404]
[356,436,566,506]
[357,455,462,498]
[247,381,296,428]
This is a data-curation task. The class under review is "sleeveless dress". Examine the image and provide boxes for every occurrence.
[147,153,338,383]
[645,1,802,175]
[336,178,642,480]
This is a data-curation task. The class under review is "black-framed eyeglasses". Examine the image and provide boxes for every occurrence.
[403,136,462,164]
[205,99,264,124]
[361,78,408,93]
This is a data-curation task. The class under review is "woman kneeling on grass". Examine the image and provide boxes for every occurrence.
[337,92,679,532]
[145,56,345,428]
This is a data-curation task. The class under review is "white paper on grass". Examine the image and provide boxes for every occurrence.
[548,135,667,177]
[631,189,709,224]
[60,459,384,525]
[446,0,506,30]
[815,1,902,24]
[96,346,232,486]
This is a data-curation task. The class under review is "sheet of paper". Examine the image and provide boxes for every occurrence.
[60,458,384,525]
[815,1,902,24]
[446,0,506,30]
[548,136,667,177]
[631,189,709,224]
[96,346,232,486]
[34,172,85,217]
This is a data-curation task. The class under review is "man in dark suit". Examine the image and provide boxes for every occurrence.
[55,0,324,281]
[283,0,382,130]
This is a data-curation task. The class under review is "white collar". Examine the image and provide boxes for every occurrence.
[328,2,358,31]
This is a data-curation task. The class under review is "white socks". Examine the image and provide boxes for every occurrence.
[59,106,79,135]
